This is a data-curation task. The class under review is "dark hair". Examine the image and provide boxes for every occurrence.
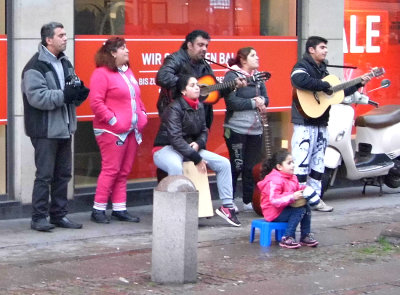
[181,30,210,50]
[41,22,64,46]
[95,37,129,71]
[227,47,254,67]
[260,149,291,179]
[176,74,196,94]
[305,36,328,54]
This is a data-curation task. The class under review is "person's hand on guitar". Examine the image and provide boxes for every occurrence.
[322,81,334,95]
[293,190,304,200]
[253,96,267,113]
[234,77,248,89]
[360,73,372,86]
[196,160,208,174]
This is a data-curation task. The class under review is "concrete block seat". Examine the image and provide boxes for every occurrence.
[249,219,288,247]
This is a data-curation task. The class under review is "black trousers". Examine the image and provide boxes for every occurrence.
[224,129,262,204]
[30,137,72,221]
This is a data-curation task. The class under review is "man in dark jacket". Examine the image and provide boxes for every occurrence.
[21,22,89,231]
[156,30,215,128]
[290,36,370,212]
[156,30,245,129]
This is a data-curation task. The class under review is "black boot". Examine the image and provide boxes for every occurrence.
[111,210,140,223]
[91,209,110,224]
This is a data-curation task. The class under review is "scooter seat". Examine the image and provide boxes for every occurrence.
[355,105,400,128]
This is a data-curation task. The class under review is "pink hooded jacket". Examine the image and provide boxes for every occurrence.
[257,169,306,221]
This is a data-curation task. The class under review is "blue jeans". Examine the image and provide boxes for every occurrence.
[153,145,233,205]
[272,205,312,239]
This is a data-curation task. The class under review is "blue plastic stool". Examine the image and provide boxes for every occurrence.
[249,219,288,247]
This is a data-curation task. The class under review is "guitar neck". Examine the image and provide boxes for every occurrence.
[259,111,272,159]
[206,79,237,93]
[205,75,255,93]
[331,73,371,93]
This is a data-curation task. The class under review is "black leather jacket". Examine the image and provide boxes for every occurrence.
[156,48,214,129]
[153,96,208,164]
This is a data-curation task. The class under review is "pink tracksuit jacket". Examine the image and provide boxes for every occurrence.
[257,169,306,221]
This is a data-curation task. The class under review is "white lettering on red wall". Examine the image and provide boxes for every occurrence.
[343,14,381,53]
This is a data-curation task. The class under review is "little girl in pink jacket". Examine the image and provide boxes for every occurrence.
[257,149,319,249]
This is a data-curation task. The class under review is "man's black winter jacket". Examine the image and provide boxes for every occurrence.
[290,53,361,126]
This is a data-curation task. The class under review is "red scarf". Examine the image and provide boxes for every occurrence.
[182,95,199,110]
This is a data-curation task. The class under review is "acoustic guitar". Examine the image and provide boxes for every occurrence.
[199,71,271,104]
[252,110,273,216]
[294,67,385,118]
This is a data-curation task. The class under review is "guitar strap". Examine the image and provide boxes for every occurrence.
[327,64,357,69]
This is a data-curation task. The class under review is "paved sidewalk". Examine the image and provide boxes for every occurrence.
[0,186,400,294]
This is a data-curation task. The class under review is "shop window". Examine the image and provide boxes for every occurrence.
[73,0,297,188]
[75,0,296,36]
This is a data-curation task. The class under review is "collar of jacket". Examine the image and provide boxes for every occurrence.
[180,48,208,66]
[177,96,202,111]
[229,64,257,77]
[38,43,67,64]
[272,168,295,180]
[302,52,328,72]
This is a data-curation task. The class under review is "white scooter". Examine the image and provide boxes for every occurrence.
[323,79,400,195]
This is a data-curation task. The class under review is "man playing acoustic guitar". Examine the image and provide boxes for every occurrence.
[156,30,246,129]
[290,36,371,212]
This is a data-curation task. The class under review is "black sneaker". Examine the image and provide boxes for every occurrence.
[111,210,140,223]
[215,206,241,227]
[279,236,301,249]
[91,209,110,224]
[300,233,319,247]
[31,218,55,232]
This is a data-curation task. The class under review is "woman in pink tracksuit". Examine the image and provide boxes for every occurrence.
[89,37,148,224]
[257,149,319,249]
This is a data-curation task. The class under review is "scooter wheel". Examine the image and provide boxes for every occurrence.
[384,173,400,188]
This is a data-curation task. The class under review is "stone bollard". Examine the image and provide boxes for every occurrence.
[151,175,199,284]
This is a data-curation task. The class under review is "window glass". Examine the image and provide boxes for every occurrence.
[75,0,296,36]
[74,0,296,188]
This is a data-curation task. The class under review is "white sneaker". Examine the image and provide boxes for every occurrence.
[232,202,239,213]
[242,202,254,212]
[312,200,333,212]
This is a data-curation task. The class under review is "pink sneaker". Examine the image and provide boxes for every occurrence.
[215,206,241,227]
[300,233,319,247]
[279,236,301,249]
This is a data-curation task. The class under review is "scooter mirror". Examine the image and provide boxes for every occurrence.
[381,79,391,88]
[368,79,391,93]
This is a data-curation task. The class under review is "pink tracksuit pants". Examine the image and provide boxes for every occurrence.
[93,132,138,210]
